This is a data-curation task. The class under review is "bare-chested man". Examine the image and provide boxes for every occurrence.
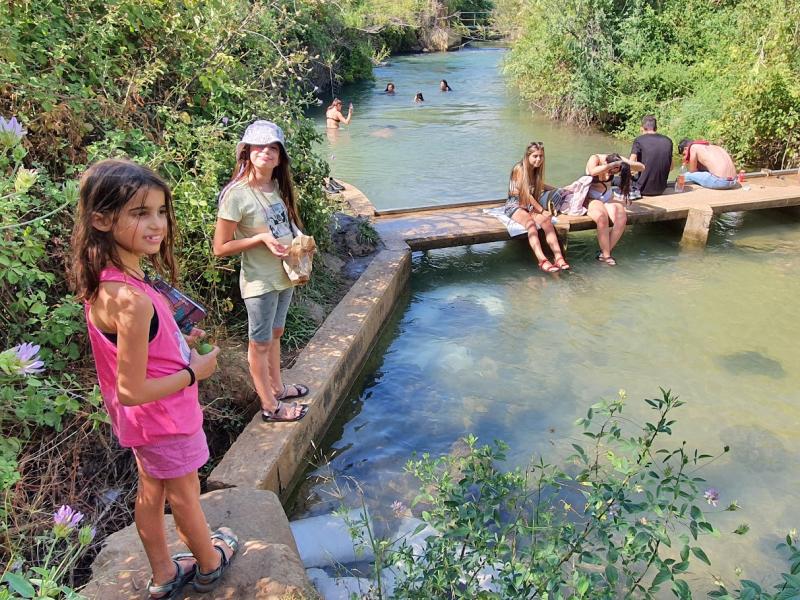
[326,98,353,129]
[678,138,737,190]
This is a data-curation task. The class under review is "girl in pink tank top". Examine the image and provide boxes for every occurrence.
[70,159,237,598]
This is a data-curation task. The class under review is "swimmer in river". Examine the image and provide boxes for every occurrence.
[414,92,424,103]
[439,79,452,92]
[326,98,353,129]
[385,82,396,94]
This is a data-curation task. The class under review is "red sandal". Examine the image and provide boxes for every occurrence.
[538,259,560,273]
[554,257,571,270]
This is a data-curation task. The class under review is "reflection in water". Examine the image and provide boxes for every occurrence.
[295,211,800,588]
[717,350,786,379]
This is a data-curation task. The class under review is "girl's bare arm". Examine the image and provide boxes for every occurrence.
[103,284,218,406]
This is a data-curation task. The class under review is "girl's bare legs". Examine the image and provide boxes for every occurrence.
[268,328,284,398]
[164,471,221,574]
[586,200,612,259]
[249,333,302,418]
[267,328,303,418]
[248,340,278,411]
[511,210,547,263]
[604,201,628,253]
[135,463,197,586]
[532,213,566,263]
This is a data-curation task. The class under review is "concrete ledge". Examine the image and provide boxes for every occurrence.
[82,488,314,600]
[208,247,411,496]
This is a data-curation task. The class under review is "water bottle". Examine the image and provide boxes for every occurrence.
[675,163,687,193]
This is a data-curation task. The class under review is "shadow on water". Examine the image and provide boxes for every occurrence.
[716,350,786,379]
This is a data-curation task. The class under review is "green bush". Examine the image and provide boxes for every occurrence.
[502,0,800,169]
[340,391,799,599]
[0,0,381,580]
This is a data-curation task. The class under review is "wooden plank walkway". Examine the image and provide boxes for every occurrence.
[335,171,800,250]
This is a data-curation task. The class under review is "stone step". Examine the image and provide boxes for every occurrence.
[82,488,316,600]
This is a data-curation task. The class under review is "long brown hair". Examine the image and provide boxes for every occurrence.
[224,143,303,229]
[605,153,632,200]
[509,142,545,208]
[70,159,178,302]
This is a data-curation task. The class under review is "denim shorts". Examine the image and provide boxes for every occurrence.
[243,287,294,342]
[684,171,737,190]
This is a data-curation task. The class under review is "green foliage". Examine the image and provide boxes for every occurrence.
[336,390,797,598]
[503,0,800,168]
[390,390,729,598]
[356,219,380,246]
[1,505,95,599]
[0,0,371,571]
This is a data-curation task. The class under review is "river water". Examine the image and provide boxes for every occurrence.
[300,48,800,590]
[309,46,628,210]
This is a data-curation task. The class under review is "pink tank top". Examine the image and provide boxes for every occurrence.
[84,267,202,447]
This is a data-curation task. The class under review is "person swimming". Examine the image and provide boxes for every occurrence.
[414,92,424,103]
[439,79,452,92]
[385,82,396,94]
[326,98,353,129]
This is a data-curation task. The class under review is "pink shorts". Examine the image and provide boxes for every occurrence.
[132,428,209,480]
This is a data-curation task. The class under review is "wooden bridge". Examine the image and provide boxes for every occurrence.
[338,170,800,251]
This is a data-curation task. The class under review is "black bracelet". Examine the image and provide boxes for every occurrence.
[182,366,196,387]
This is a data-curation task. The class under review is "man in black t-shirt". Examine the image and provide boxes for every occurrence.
[629,115,673,196]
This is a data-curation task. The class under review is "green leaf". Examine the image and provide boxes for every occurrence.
[691,546,711,565]
[733,523,750,535]
[1,573,35,598]
[605,564,619,586]
[672,578,690,599]
[680,544,689,562]
[652,568,672,587]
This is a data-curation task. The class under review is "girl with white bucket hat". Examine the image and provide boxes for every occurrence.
[213,120,310,422]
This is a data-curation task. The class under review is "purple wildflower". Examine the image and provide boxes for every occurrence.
[0,116,26,146]
[53,505,84,538]
[11,342,45,375]
[221,116,229,125]
[606,502,620,518]
[704,488,720,507]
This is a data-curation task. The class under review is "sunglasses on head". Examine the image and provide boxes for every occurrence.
[528,142,544,149]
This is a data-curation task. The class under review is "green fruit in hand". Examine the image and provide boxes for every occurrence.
[197,342,214,355]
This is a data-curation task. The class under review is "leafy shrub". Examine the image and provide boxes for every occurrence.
[0,0,392,581]
[337,391,799,599]
[501,0,800,169]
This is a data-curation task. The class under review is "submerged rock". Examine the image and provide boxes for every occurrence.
[718,424,788,472]
[717,350,785,379]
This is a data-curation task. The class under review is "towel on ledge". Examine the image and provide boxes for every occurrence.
[483,207,539,238]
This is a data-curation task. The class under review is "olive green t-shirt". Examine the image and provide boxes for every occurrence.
[217,180,293,298]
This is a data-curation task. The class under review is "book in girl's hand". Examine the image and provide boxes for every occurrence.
[149,276,208,334]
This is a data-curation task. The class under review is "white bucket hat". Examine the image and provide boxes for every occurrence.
[235,120,285,160]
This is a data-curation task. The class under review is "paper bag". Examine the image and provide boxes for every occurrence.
[282,233,316,285]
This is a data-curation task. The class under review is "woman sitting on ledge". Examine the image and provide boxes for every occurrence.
[505,142,570,272]
[584,153,644,265]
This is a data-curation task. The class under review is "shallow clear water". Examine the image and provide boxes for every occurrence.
[309,47,629,210]
[296,211,800,588]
